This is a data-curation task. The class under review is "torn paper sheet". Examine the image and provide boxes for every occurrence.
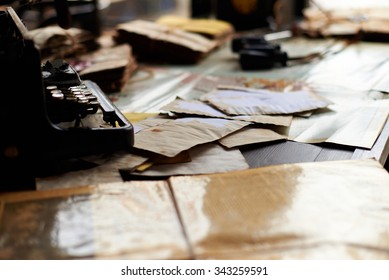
[289,100,389,149]
[219,127,287,148]
[134,117,249,157]
[200,87,332,115]
[123,143,249,177]
[160,98,292,126]
[37,152,148,190]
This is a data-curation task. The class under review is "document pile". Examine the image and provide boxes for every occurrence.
[117,80,334,179]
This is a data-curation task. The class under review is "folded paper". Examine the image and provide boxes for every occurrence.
[125,143,249,177]
[160,98,292,126]
[134,117,249,157]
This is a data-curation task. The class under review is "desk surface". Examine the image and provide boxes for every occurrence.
[1,34,389,261]
[114,37,389,168]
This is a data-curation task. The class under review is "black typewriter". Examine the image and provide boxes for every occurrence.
[0,7,134,191]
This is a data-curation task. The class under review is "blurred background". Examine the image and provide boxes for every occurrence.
[5,0,307,35]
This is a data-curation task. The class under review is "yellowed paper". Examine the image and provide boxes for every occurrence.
[132,116,172,133]
[219,127,287,148]
[135,151,192,172]
[128,143,249,177]
[134,117,249,157]
[170,158,389,259]
[160,98,292,126]
[123,112,159,124]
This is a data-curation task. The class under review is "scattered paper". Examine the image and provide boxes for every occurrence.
[200,87,332,115]
[125,143,249,177]
[134,117,249,157]
[290,100,389,149]
[219,127,287,148]
[160,98,292,126]
[132,116,172,133]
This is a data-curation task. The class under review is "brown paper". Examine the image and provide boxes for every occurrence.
[219,127,287,148]
[134,117,249,157]
[160,98,292,126]
[126,143,249,177]
[0,181,189,260]
[170,158,389,259]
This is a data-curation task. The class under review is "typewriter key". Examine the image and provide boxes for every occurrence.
[87,95,98,101]
[46,85,57,91]
[52,92,64,100]
[77,96,88,102]
[66,97,77,102]
[82,90,92,96]
[78,99,89,104]
[50,89,64,99]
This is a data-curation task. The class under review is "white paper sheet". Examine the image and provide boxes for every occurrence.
[290,100,389,149]
[200,87,332,115]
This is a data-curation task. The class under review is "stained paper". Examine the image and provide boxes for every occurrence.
[132,116,172,133]
[125,143,249,177]
[134,117,249,157]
